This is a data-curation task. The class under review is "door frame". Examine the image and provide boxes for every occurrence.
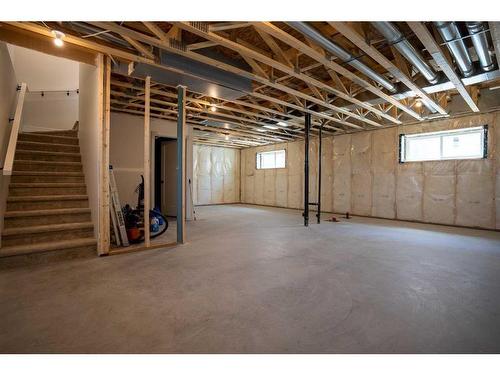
[154,136,176,214]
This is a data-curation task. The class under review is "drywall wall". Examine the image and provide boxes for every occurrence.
[0,42,17,168]
[241,111,500,230]
[78,60,101,246]
[7,44,79,91]
[0,42,18,246]
[6,44,79,132]
[192,145,240,205]
[109,111,194,220]
[21,92,78,132]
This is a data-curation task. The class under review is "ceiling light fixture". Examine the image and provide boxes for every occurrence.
[209,105,217,112]
[256,128,267,132]
[277,121,288,127]
[415,99,423,108]
[225,135,230,141]
[52,30,65,47]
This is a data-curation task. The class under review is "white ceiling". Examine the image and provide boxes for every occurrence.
[7,44,79,92]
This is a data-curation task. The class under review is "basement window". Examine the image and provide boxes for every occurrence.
[399,126,488,163]
[256,149,286,169]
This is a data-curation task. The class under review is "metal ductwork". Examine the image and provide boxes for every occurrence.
[435,22,474,77]
[466,22,495,72]
[286,22,397,93]
[372,22,439,85]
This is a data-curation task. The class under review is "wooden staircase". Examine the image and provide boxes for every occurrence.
[0,130,97,258]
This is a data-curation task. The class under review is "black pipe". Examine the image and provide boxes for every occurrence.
[317,122,322,224]
[304,112,310,227]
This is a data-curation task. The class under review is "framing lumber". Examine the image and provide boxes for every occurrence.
[84,22,365,129]
[98,55,111,255]
[330,22,448,115]
[174,21,395,127]
[407,22,480,113]
[252,22,422,121]
[122,35,155,60]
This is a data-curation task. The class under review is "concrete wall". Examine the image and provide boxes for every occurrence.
[0,42,18,245]
[110,112,194,220]
[241,111,500,230]
[192,145,240,205]
[78,60,101,246]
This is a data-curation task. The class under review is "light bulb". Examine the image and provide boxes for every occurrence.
[52,30,65,47]
[210,105,217,112]
[225,135,230,141]
[415,99,422,108]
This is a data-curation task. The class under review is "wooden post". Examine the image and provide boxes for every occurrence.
[98,54,111,255]
[144,76,151,247]
[177,85,187,244]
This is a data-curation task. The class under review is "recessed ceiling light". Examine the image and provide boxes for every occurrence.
[263,125,278,130]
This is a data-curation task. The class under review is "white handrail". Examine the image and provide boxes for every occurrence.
[3,83,27,176]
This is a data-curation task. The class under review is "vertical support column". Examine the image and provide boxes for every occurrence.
[144,76,151,247]
[317,122,322,224]
[177,85,187,244]
[304,112,311,226]
[98,54,111,255]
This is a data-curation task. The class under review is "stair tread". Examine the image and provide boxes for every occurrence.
[0,238,96,258]
[5,207,91,217]
[12,171,84,176]
[2,221,94,236]
[7,194,88,202]
[15,150,80,156]
[13,160,82,166]
[20,133,78,141]
[9,183,86,188]
[17,140,79,148]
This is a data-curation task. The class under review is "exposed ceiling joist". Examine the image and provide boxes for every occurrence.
[407,22,480,113]
[330,22,448,116]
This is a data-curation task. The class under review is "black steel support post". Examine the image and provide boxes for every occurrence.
[304,112,310,226]
[317,122,322,224]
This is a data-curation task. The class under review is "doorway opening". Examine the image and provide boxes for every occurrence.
[155,136,177,218]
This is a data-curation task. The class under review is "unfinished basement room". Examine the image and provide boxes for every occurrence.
[1,2,500,369]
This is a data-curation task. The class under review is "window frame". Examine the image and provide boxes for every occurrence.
[399,125,488,163]
[255,149,287,170]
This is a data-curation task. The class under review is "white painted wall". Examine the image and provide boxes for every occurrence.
[78,60,101,250]
[110,112,194,220]
[241,111,500,230]
[7,44,79,91]
[0,42,18,246]
[7,44,79,132]
[22,92,79,132]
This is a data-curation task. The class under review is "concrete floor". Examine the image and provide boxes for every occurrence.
[1,204,500,353]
